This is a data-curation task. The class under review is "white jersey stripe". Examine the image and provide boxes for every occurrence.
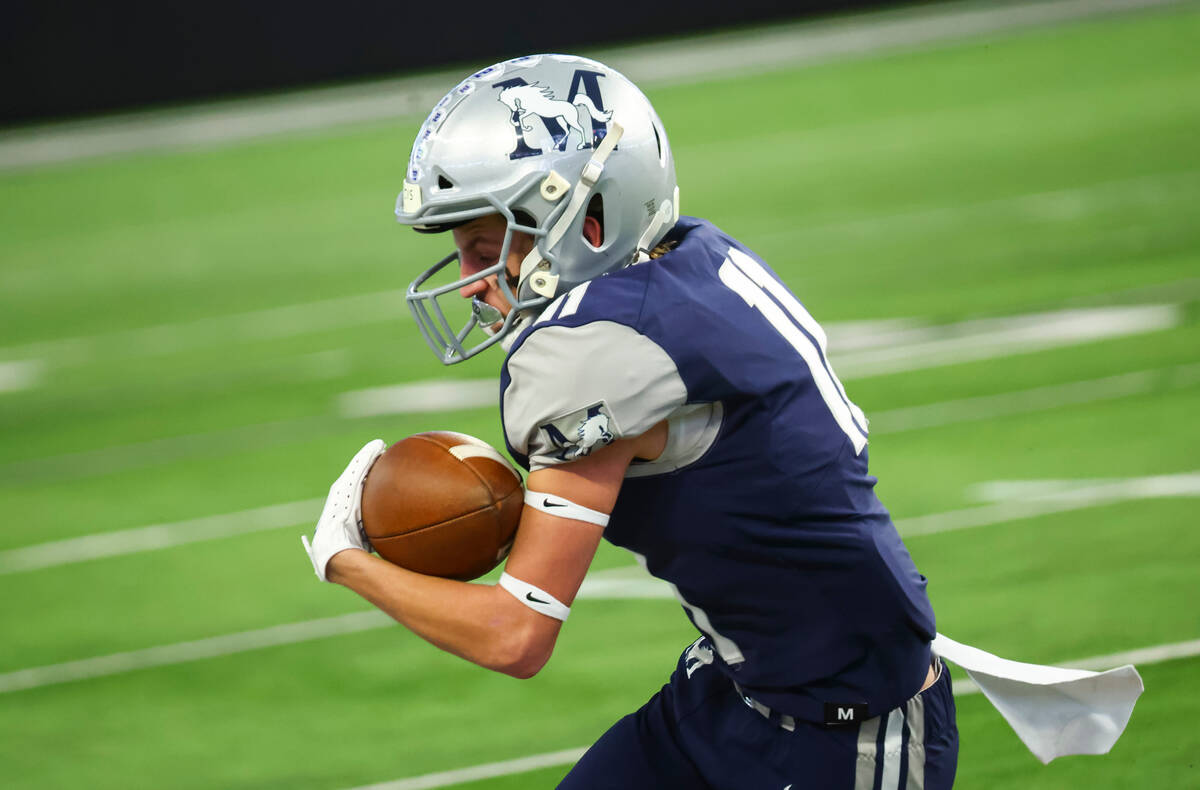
[533,294,566,325]
[855,715,882,790]
[558,281,591,319]
[906,691,926,790]
[632,552,745,665]
[719,256,868,453]
[880,707,905,790]
[727,248,869,436]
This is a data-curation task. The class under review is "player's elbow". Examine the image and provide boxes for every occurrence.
[498,649,551,679]
[488,619,557,679]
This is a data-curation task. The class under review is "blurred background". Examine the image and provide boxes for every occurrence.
[3,0,898,126]
[1,0,1197,787]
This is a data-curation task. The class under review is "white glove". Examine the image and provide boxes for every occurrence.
[302,439,387,582]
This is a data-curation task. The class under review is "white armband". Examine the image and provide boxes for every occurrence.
[524,490,610,527]
[499,572,571,622]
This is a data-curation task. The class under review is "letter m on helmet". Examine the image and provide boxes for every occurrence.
[567,69,611,147]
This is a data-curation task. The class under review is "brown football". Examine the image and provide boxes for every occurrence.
[360,431,524,580]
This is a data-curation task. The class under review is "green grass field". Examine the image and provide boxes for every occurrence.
[2,3,1199,787]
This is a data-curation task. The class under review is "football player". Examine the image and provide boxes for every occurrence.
[304,54,958,788]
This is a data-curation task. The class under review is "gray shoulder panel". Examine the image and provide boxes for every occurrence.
[504,321,687,470]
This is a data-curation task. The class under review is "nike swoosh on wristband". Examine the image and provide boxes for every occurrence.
[542,499,565,508]
[526,592,550,605]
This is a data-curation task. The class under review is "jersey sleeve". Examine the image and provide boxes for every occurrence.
[502,320,687,471]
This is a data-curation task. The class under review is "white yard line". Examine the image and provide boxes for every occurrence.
[2,174,1188,370]
[4,364,1195,570]
[0,0,1179,171]
[576,567,675,600]
[0,565,668,693]
[754,168,1200,247]
[0,302,1181,486]
[607,0,1182,87]
[3,469,1197,692]
[0,289,409,366]
[970,477,1158,502]
[866,368,1161,434]
[338,379,498,419]
[0,611,390,694]
[0,360,43,393]
[337,306,1182,418]
[833,304,1180,379]
[0,415,343,486]
[1065,639,1200,673]
[349,749,591,790]
[346,637,1200,790]
[8,301,1176,480]
[898,472,1200,538]
[0,499,323,575]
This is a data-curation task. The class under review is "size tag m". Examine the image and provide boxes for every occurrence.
[824,702,870,726]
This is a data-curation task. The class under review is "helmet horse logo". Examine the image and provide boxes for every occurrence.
[494,71,612,160]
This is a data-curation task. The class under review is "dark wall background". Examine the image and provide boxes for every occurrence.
[3,0,903,126]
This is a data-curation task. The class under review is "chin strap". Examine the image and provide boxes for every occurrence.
[498,311,535,352]
[519,123,625,299]
[471,298,503,330]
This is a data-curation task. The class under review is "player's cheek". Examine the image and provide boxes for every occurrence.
[507,234,535,272]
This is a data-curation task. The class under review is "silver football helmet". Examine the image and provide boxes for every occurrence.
[395,54,679,364]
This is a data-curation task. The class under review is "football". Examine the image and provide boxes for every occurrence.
[360,431,524,580]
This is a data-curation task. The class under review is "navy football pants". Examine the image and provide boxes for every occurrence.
[559,639,958,789]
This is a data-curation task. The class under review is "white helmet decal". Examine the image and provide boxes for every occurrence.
[496,76,613,158]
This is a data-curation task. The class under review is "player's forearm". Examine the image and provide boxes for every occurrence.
[326,549,554,678]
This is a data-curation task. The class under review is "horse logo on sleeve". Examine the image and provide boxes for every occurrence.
[539,402,617,462]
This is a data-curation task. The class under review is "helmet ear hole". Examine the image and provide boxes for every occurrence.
[651,119,668,166]
[437,175,455,190]
[585,194,605,248]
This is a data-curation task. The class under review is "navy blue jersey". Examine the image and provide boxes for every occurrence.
[500,217,936,723]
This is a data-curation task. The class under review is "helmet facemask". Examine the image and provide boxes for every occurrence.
[405,195,548,364]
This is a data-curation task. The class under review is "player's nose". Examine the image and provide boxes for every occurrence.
[458,277,489,300]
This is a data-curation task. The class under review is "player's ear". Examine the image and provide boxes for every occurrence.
[582,215,603,247]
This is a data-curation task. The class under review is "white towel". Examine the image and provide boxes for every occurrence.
[933,633,1144,764]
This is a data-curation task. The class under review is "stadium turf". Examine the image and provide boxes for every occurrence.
[1,2,1197,787]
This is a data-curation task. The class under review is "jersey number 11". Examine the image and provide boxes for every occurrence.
[718,248,869,454]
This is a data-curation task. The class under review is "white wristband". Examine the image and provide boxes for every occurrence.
[499,572,571,621]
[524,490,611,527]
